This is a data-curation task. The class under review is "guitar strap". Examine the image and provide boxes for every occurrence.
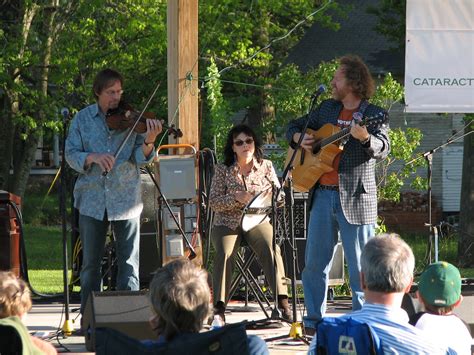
[340,99,370,146]
[354,99,369,122]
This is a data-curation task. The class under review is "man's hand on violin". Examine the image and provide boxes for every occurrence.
[85,153,115,172]
[144,118,163,144]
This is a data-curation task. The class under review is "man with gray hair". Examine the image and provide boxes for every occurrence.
[308,234,454,354]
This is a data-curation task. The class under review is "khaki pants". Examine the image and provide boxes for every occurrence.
[210,222,288,305]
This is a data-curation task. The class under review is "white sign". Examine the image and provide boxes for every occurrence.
[405,0,474,113]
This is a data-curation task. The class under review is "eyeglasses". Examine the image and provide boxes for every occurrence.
[104,89,124,97]
[233,138,254,146]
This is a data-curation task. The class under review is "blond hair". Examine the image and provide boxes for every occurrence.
[149,259,211,341]
[0,271,32,318]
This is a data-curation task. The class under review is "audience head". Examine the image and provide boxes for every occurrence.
[149,259,211,340]
[418,261,462,315]
[361,233,415,293]
[0,271,32,319]
[223,124,263,166]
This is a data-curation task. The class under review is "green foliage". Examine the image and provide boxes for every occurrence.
[204,58,233,159]
[367,0,406,50]
[377,127,425,202]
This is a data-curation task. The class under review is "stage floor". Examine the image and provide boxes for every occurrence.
[25,297,353,354]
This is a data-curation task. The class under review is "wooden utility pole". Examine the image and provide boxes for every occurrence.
[167,0,199,149]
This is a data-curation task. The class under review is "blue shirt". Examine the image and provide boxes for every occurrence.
[308,303,454,355]
[65,103,155,221]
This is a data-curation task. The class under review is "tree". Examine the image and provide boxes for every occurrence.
[198,0,346,142]
[0,0,168,198]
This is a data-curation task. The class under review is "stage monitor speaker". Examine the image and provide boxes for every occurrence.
[82,290,156,352]
[0,191,21,277]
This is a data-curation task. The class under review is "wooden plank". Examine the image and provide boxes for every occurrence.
[167,0,199,150]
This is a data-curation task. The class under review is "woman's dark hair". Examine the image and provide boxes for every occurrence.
[223,124,264,166]
[92,68,123,99]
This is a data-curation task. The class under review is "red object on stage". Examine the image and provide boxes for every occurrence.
[0,190,22,277]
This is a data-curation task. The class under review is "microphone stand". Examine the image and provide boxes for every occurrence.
[264,89,322,344]
[406,129,473,263]
[60,108,73,336]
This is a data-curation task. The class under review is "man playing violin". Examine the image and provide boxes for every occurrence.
[65,68,162,318]
[286,55,390,335]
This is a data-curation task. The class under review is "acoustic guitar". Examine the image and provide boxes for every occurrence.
[285,112,387,192]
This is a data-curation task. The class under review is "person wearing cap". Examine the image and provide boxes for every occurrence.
[410,261,472,354]
[308,234,454,354]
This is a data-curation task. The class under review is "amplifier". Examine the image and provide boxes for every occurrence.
[249,190,344,289]
[0,191,21,276]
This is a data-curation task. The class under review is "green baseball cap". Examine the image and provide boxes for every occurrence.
[418,261,461,307]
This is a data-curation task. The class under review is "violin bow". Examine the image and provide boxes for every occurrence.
[103,81,161,176]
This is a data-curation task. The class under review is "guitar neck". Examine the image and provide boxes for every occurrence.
[320,126,352,148]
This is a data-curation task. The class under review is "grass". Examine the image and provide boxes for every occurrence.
[22,225,80,295]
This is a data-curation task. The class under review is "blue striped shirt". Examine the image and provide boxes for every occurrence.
[65,103,155,221]
[308,303,454,354]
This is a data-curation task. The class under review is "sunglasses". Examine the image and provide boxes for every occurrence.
[233,138,254,146]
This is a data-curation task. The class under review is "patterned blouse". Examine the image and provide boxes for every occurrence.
[209,158,280,230]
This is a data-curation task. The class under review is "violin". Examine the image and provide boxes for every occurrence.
[106,101,183,139]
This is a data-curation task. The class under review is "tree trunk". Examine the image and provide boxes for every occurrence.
[0,99,15,190]
[458,121,474,267]
[8,1,58,199]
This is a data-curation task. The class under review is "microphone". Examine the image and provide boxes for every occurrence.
[311,84,326,99]
[60,107,70,118]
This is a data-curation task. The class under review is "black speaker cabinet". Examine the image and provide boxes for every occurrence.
[139,173,161,284]
[279,192,345,286]
[82,290,156,351]
[246,191,344,291]
[71,174,162,288]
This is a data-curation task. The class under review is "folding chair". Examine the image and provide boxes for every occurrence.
[308,317,383,355]
[95,321,250,355]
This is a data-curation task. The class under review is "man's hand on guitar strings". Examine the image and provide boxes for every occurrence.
[292,132,315,152]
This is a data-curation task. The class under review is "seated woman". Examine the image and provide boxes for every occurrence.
[209,124,291,323]
[0,271,57,355]
[147,258,268,354]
